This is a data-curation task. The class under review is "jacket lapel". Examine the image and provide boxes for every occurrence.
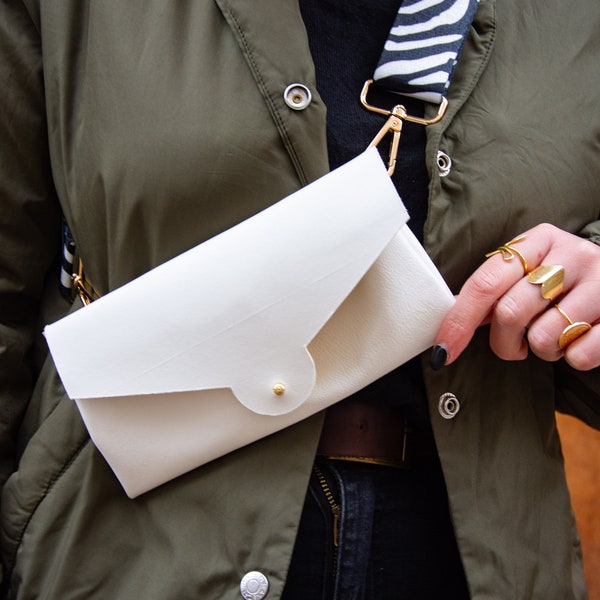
[214,0,330,185]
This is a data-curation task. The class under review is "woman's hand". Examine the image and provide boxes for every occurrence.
[431,223,600,371]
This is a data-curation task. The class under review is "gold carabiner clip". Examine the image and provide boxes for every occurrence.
[72,259,98,306]
[360,80,448,176]
[367,107,406,177]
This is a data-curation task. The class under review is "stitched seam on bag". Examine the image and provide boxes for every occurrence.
[5,436,90,574]
[223,8,308,187]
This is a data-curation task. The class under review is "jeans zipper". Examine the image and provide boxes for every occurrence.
[314,463,341,548]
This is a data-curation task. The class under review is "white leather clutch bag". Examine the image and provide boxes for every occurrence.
[45,148,455,497]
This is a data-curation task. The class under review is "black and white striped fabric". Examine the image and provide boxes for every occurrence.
[374,0,479,103]
[59,216,76,301]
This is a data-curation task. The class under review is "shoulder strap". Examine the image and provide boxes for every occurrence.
[374,0,479,103]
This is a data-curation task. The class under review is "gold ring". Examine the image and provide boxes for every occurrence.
[485,234,529,275]
[527,265,565,301]
[554,304,592,350]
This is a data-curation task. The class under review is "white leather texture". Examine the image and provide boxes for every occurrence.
[45,149,455,497]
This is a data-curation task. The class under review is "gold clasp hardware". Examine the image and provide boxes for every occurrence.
[72,259,98,306]
[366,106,405,177]
[360,79,448,176]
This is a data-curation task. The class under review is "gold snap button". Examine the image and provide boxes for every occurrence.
[272,382,286,396]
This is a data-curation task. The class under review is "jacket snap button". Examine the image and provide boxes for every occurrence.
[438,392,460,419]
[283,83,312,110]
[437,150,452,177]
[240,571,269,600]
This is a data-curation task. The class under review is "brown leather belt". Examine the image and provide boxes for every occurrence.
[317,400,437,468]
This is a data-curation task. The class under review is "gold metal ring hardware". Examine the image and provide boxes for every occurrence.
[360,79,448,176]
[360,80,448,125]
[72,259,99,306]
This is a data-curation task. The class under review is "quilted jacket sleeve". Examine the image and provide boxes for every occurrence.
[0,1,61,493]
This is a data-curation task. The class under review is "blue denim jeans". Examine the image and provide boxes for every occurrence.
[282,456,470,600]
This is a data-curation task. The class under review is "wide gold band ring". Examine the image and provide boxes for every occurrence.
[554,304,592,350]
[527,265,565,301]
[485,234,529,275]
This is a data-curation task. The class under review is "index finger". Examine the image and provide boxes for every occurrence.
[431,232,546,367]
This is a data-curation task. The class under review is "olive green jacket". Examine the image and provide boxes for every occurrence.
[1,1,599,598]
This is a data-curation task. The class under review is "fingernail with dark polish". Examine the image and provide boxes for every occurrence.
[430,345,448,371]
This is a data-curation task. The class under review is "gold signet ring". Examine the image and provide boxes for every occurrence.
[554,303,592,350]
[527,265,565,301]
[485,234,529,275]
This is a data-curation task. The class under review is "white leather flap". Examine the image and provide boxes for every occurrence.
[45,149,408,416]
